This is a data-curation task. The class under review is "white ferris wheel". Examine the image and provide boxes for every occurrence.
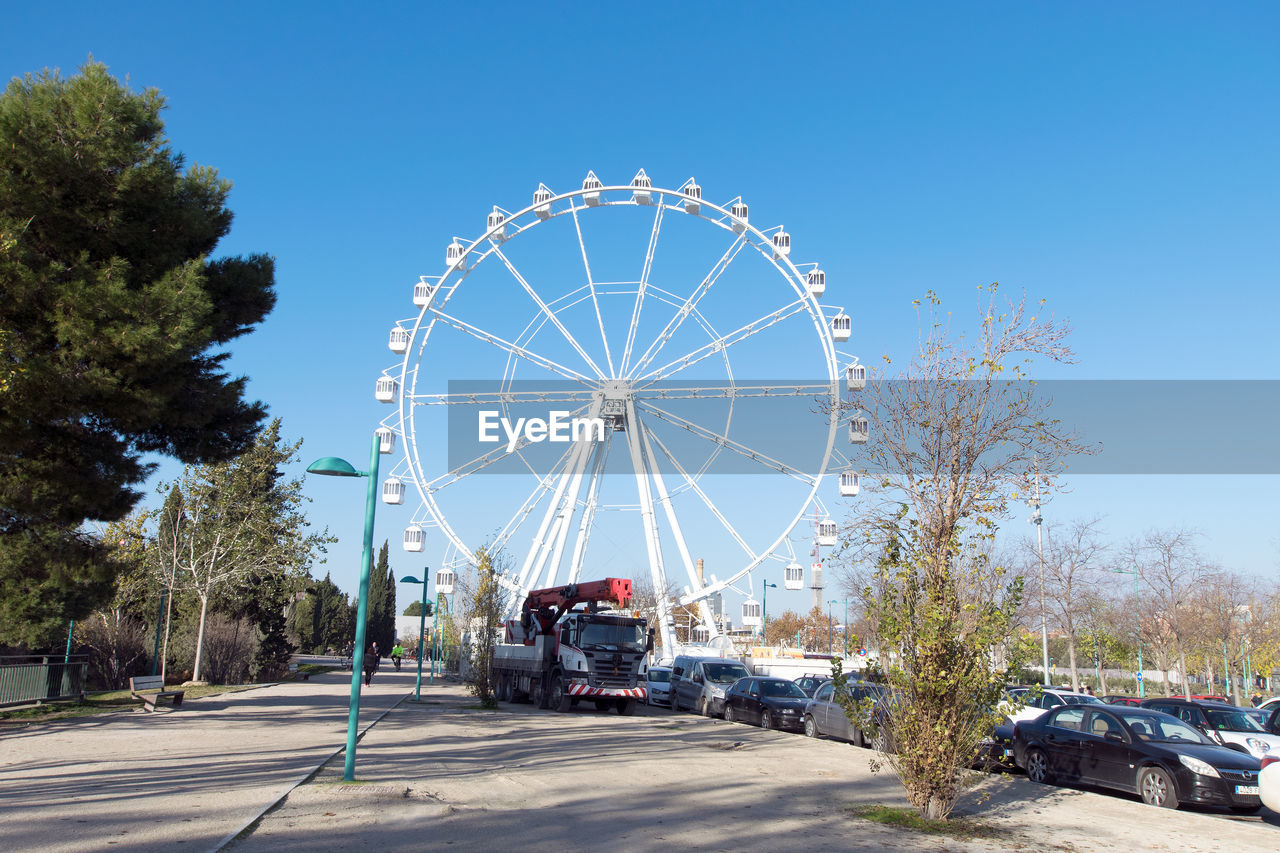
[375,170,866,652]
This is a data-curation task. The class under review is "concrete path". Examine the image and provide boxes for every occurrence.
[0,661,416,853]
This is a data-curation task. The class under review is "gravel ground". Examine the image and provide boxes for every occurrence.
[230,684,1280,853]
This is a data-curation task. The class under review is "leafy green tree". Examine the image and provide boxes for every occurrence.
[158,419,325,681]
[365,541,396,651]
[467,548,507,707]
[404,600,433,618]
[0,60,275,646]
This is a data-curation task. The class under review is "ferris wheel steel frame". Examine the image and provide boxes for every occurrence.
[377,175,860,653]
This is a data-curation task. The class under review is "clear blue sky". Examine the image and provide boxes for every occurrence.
[5,2,1277,614]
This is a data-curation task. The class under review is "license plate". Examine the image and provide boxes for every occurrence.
[1004,748,1015,758]
[1234,785,1259,796]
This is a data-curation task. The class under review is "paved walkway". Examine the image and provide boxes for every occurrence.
[0,662,418,853]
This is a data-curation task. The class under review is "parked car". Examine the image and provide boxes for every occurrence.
[723,676,809,732]
[793,674,830,698]
[1261,754,1280,812]
[1258,696,1280,714]
[1004,687,1104,725]
[1013,704,1262,812]
[645,666,672,707]
[669,656,751,717]
[1102,695,1143,707]
[974,722,1017,771]
[1139,697,1280,760]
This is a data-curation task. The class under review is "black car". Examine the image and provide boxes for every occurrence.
[1013,704,1262,812]
[723,676,809,732]
[793,674,830,698]
[1140,697,1280,760]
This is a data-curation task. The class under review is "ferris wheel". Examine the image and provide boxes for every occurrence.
[375,170,863,652]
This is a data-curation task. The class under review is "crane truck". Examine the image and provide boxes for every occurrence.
[492,578,653,715]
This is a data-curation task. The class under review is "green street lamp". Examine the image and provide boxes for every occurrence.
[828,599,838,655]
[401,571,431,702]
[306,434,384,782]
[761,581,777,641]
[1112,567,1145,698]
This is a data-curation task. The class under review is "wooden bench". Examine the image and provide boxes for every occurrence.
[129,675,185,712]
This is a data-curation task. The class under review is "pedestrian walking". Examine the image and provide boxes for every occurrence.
[391,642,404,672]
[364,642,381,686]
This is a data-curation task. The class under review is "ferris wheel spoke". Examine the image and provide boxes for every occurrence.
[567,434,611,584]
[627,234,748,380]
[407,390,595,406]
[570,206,616,378]
[637,400,818,485]
[423,401,593,491]
[633,383,835,401]
[619,203,666,376]
[634,299,810,386]
[643,424,759,562]
[427,306,596,385]
[488,243,607,380]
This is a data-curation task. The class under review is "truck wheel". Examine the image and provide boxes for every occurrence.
[530,677,546,709]
[495,674,510,703]
[549,674,572,712]
[594,699,610,712]
[616,698,636,716]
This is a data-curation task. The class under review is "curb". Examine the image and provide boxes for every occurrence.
[206,692,410,853]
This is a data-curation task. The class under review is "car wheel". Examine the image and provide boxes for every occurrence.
[1139,766,1178,809]
[671,693,681,713]
[1025,748,1053,784]
[804,715,819,739]
[873,728,892,755]
[724,704,737,723]
[761,710,774,730]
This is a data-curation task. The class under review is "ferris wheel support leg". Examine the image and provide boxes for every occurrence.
[514,441,583,593]
[541,433,596,589]
[568,438,610,584]
[623,398,674,656]
[638,419,701,646]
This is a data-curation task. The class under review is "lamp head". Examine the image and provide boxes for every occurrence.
[307,457,363,477]
[401,575,423,585]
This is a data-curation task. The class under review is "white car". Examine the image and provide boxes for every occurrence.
[1261,755,1280,813]
[1003,687,1105,725]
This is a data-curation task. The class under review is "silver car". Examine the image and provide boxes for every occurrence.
[803,680,887,747]
[645,666,673,707]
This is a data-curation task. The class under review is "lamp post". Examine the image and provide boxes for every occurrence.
[761,581,777,642]
[842,598,852,657]
[828,599,838,655]
[306,434,382,783]
[401,570,430,702]
[1112,567,1144,698]
[1031,472,1050,687]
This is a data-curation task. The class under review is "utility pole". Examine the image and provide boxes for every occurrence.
[1032,465,1050,687]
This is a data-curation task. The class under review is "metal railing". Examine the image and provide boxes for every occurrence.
[0,655,89,707]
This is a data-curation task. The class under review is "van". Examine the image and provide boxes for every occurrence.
[670,655,751,718]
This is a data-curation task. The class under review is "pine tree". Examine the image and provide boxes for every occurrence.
[365,541,392,651]
[0,60,275,646]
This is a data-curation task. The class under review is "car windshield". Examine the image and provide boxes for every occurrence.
[760,680,808,699]
[704,663,749,684]
[647,670,671,683]
[1061,694,1103,705]
[578,620,646,652]
[1204,708,1264,732]
[1118,712,1210,744]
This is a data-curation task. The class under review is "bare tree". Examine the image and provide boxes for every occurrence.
[1191,570,1257,705]
[1021,517,1108,691]
[838,287,1091,820]
[1130,527,1211,700]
